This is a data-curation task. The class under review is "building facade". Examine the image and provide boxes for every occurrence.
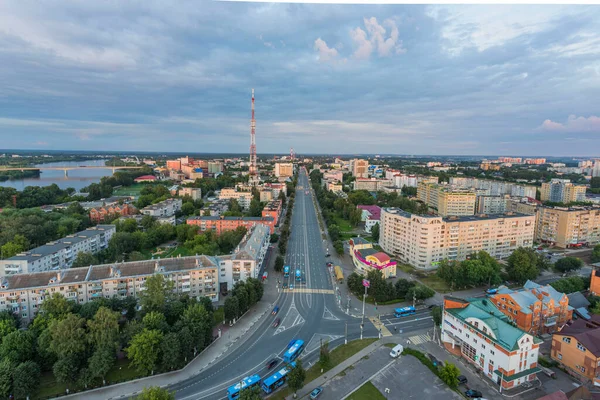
[353,178,391,192]
[379,208,535,270]
[187,216,275,234]
[536,206,600,248]
[476,195,509,214]
[352,159,369,178]
[349,237,396,278]
[0,225,116,277]
[89,204,136,223]
[178,187,202,201]
[219,188,252,210]
[417,182,477,217]
[274,163,294,178]
[356,205,381,233]
[540,179,587,203]
[442,297,541,390]
[140,198,182,218]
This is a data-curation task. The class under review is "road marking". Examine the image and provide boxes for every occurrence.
[409,333,431,345]
[283,288,334,294]
[368,316,393,337]
[323,306,340,321]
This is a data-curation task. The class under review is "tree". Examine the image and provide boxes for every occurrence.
[0,329,36,364]
[139,274,175,314]
[319,340,331,370]
[0,358,12,398]
[136,386,175,400]
[432,306,442,326]
[181,202,195,216]
[406,285,435,302]
[14,361,41,399]
[239,386,262,400]
[49,314,87,359]
[554,257,584,273]
[37,292,77,322]
[592,244,600,263]
[1,241,25,259]
[505,248,541,284]
[72,251,99,268]
[395,278,416,298]
[126,329,164,375]
[287,358,306,396]
[439,361,461,388]
[143,311,169,332]
[371,223,380,242]
[249,198,263,217]
[88,306,120,349]
[161,332,182,371]
[53,354,81,385]
[274,255,284,273]
[224,296,240,322]
[270,233,279,243]
[88,346,115,381]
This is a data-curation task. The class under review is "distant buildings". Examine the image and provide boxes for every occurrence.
[356,205,381,233]
[187,201,280,235]
[352,159,369,178]
[178,187,202,201]
[442,297,541,390]
[0,225,116,277]
[134,175,157,183]
[488,281,572,336]
[524,158,546,165]
[353,178,391,192]
[540,179,587,203]
[498,157,523,164]
[89,204,136,223]
[379,208,535,270]
[349,237,396,278]
[219,188,252,210]
[448,177,536,199]
[274,163,294,179]
[140,198,182,225]
[476,195,510,214]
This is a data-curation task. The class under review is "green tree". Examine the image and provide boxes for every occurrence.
[72,251,99,268]
[143,311,169,332]
[53,354,80,385]
[432,306,442,326]
[49,313,87,359]
[127,329,164,375]
[506,248,541,284]
[136,386,175,400]
[88,346,115,382]
[406,285,435,302]
[36,292,77,323]
[439,362,461,388]
[249,198,263,217]
[180,303,211,352]
[181,202,195,216]
[274,255,284,273]
[371,223,380,242]
[0,358,12,398]
[319,340,331,370]
[87,306,120,349]
[140,274,175,314]
[161,332,182,371]
[592,244,600,263]
[287,358,306,395]
[1,241,24,259]
[224,296,240,322]
[13,360,41,399]
[395,278,416,298]
[0,329,36,364]
[554,257,584,273]
[239,386,262,400]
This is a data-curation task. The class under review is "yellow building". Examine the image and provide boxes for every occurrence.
[274,163,294,178]
[349,237,397,278]
[540,179,587,203]
[352,159,369,178]
[551,319,600,386]
[536,206,600,248]
[417,182,476,217]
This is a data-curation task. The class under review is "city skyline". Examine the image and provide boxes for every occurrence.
[1,3,599,155]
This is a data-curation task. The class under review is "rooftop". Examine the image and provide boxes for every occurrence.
[233,224,270,260]
[349,237,370,245]
[557,318,600,357]
[494,280,568,313]
[357,205,382,220]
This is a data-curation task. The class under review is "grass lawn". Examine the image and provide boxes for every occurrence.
[113,183,146,197]
[420,274,452,293]
[347,381,386,400]
[384,343,399,349]
[270,338,378,400]
[333,215,353,232]
[161,246,193,258]
[213,307,225,326]
[364,296,404,305]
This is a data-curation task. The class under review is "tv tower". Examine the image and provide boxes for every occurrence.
[249,88,258,185]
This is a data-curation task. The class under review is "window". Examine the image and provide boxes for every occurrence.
[562,337,571,344]
[577,342,586,352]
[558,353,562,360]
[576,365,586,373]
[490,350,495,355]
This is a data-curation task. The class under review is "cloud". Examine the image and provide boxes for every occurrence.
[314,38,339,63]
[350,17,406,60]
[538,115,600,132]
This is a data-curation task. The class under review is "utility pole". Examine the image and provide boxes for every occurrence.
[413,290,416,308]
[361,284,368,340]
[345,321,348,345]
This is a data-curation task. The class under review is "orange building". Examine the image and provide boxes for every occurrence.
[261,200,282,226]
[166,160,181,170]
[589,267,600,296]
[489,281,572,335]
[90,204,136,223]
[187,215,275,234]
[551,317,600,385]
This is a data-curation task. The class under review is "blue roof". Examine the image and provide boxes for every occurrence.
[227,374,261,394]
[263,362,296,386]
[395,306,415,312]
[285,340,304,357]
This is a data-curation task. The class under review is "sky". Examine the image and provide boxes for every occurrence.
[0,2,599,156]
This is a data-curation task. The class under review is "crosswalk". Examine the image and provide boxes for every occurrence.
[409,333,431,345]
[283,288,334,294]
[368,316,393,337]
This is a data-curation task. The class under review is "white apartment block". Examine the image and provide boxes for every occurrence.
[476,195,509,214]
[353,178,392,191]
[219,188,252,210]
[449,177,536,199]
[442,297,541,390]
[140,198,182,218]
[0,224,270,323]
[0,225,116,277]
[379,208,535,270]
[178,187,202,201]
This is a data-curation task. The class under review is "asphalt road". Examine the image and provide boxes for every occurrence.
[168,168,429,400]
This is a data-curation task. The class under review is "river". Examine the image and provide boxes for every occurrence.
[0,159,115,191]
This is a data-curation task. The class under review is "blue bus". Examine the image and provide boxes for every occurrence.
[394,306,416,318]
[227,374,261,400]
[295,269,301,281]
[283,339,305,363]
[283,266,290,278]
[261,362,296,394]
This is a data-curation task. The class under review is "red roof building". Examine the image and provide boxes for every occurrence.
[134,175,157,183]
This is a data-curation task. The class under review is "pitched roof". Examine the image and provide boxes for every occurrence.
[567,292,590,309]
[350,237,370,245]
[357,205,381,220]
[369,252,391,264]
[558,319,600,357]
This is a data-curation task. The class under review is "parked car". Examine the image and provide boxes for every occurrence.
[266,359,278,369]
[273,318,281,328]
[465,389,483,398]
[272,306,280,315]
[457,375,468,385]
[310,387,323,399]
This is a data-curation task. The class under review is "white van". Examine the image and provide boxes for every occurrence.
[389,344,404,358]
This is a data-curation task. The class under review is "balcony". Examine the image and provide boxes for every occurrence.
[544,316,558,327]
[117,283,127,289]
[181,285,191,292]
[7,294,20,301]
[181,274,191,280]
[90,284,102,291]
[91,292,102,298]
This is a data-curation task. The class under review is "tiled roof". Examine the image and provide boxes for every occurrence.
[370,252,391,264]
[558,319,600,357]
[357,205,382,220]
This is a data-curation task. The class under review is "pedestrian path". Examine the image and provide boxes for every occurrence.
[368,316,392,337]
[283,288,334,294]
[409,333,431,345]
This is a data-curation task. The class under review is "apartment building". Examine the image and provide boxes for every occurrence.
[393,173,418,189]
[0,225,116,277]
[187,215,275,234]
[353,178,391,192]
[323,170,343,183]
[263,182,286,199]
[140,198,182,218]
[379,208,535,270]
[417,182,477,217]
[352,159,369,178]
[488,281,572,335]
[540,179,587,203]
[476,195,509,214]
[480,161,501,171]
[261,200,282,226]
[274,163,294,178]
[208,161,224,174]
[551,317,600,386]
[442,297,541,390]
[89,204,136,223]
[448,177,536,199]
[356,205,381,233]
[178,187,202,201]
[219,188,252,210]
[327,181,343,192]
[590,267,600,296]
[525,158,546,165]
[536,206,600,248]
[498,157,523,164]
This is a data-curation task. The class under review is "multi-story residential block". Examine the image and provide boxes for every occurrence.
[208,161,224,174]
[140,198,182,219]
[480,161,501,171]
[488,281,572,335]
[219,188,252,210]
[0,226,116,277]
[592,161,600,177]
[379,208,535,270]
[166,159,182,170]
[259,190,273,202]
[540,179,587,203]
[323,170,343,182]
[448,177,536,199]
[551,317,600,386]
[349,237,396,278]
[536,206,600,248]
[353,178,391,192]
[476,195,509,214]
[89,204,136,223]
[178,187,202,201]
[356,205,381,233]
[442,297,541,390]
[274,163,294,178]
[498,157,523,164]
[417,182,477,217]
[187,215,275,234]
[393,173,418,189]
[352,159,369,178]
[524,158,546,165]
[327,181,343,192]
[263,182,286,199]
[204,199,230,217]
